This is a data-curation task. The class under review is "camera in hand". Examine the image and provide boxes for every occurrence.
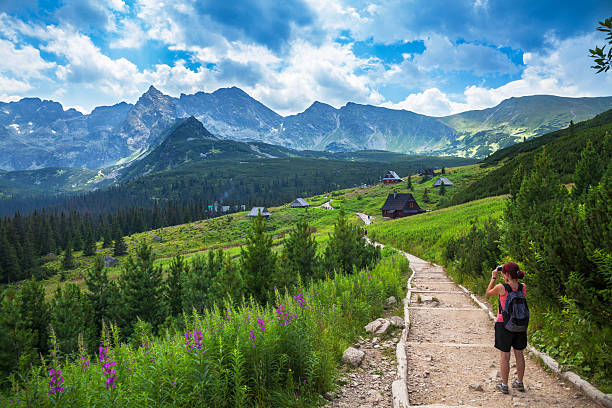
[497,266,503,272]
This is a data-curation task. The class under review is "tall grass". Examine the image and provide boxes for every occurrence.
[3,255,408,407]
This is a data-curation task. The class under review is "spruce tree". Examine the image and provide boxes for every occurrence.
[49,283,96,355]
[83,227,96,257]
[62,239,75,270]
[17,279,49,354]
[0,287,35,381]
[439,183,446,196]
[211,251,243,304]
[119,241,166,335]
[182,254,214,313]
[423,188,430,203]
[406,176,413,191]
[573,140,603,197]
[441,167,446,174]
[240,214,277,304]
[113,224,127,257]
[281,220,319,284]
[102,225,112,248]
[85,256,112,332]
[166,254,186,316]
[0,229,20,283]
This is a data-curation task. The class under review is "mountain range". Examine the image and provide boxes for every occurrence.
[1,86,612,171]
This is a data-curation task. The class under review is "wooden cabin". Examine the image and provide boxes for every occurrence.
[382,170,403,184]
[381,193,425,219]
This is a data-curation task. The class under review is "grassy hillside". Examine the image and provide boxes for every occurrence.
[38,164,487,296]
[368,195,506,264]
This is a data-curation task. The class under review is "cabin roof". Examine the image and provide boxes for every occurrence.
[433,177,453,187]
[383,170,402,180]
[381,193,422,211]
[246,207,271,217]
[289,198,310,208]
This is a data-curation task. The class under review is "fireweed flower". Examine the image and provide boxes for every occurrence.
[99,347,117,390]
[276,305,297,327]
[184,329,204,351]
[47,368,65,395]
[293,293,306,308]
[257,318,266,333]
[81,356,89,372]
[249,329,256,348]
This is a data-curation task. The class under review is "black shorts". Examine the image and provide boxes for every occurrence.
[494,322,527,352]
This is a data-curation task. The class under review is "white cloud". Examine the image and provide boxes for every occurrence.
[0,39,56,79]
[0,74,32,93]
[382,33,612,116]
[110,19,147,49]
[414,34,519,75]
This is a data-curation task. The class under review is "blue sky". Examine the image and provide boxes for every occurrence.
[0,0,610,116]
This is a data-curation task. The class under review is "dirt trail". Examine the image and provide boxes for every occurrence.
[403,253,602,408]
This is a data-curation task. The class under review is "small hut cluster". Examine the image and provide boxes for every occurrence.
[289,198,311,208]
[246,207,271,217]
[432,177,453,187]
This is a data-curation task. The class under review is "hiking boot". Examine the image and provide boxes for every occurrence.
[496,382,509,394]
[512,379,525,392]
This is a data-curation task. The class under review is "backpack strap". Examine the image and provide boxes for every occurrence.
[498,283,512,314]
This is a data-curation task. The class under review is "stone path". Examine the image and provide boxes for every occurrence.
[403,253,602,407]
[321,200,335,209]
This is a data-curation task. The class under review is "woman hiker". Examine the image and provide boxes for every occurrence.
[485,261,527,394]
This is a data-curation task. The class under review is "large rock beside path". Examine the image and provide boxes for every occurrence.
[342,347,365,367]
[384,296,397,308]
[365,318,391,335]
[389,316,405,328]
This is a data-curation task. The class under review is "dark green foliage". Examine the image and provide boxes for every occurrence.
[84,256,113,332]
[166,254,185,316]
[17,279,49,354]
[422,188,430,203]
[439,183,446,196]
[0,228,21,282]
[0,287,35,384]
[406,176,413,191]
[443,217,501,286]
[119,241,166,336]
[280,221,320,286]
[83,227,96,256]
[182,254,216,313]
[102,225,112,248]
[62,239,75,270]
[49,283,96,355]
[210,250,244,304]
[323,209,380,275]
[573,139,604,197]
[112,222,127,257]
[240,214,277,304]
[590,17,612,73]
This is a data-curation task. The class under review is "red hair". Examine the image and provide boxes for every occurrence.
[503,262,524,279]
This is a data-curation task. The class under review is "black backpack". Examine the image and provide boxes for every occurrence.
[499,283,529,332]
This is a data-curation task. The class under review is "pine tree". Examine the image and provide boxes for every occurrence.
[166,254,186,316]
[573,139,603,197]
[240,214,277,304]
[49,283,96,355]
[0,287,35,381]
[211,251,243,304]
[406,176,413,191]
[0,228,20,283]
[441,167,446,174]
[439,183,446,196]
[281,220,319,284]
[183,254,214,313]
[113,224,127,257]
[119,241,166,335]
[17,279,49,354]
[62,239,75,270]
[83,227,96,257]
[102,225,112,248]
[423,188,430,203]
[85,256,112,332]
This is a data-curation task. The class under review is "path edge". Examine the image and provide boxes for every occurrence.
[392,249,415,408]
[457,283,612,408]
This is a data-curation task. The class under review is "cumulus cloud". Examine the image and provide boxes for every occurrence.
[415,35,519,75]
[0,39,56,79]
[383,33,612,116]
